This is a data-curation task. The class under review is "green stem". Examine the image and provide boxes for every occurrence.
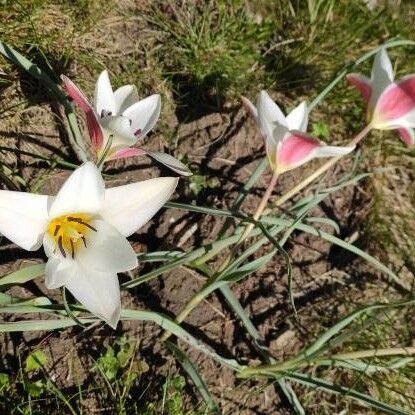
[238,346,415,378]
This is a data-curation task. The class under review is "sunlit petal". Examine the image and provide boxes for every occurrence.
[114,85,139,114]
[65,264,121,329]
[286,102,308,132]
[373,75,415,128]
[371,47,394,108]
[122,94,161,138]
[397,127,415,146]
[94,70,116,116]
[45,256,75,289]
[257,90,288,142]
[101,177,178,237]
[76,219,138,273]
[49,162,105,218]
[0,191,49,250]
[277,132,354,172]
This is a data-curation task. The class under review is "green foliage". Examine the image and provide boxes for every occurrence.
[188,174,220,196]
[25,350,47,372]
[2,1,415,414]
[311,121,330,139]
[145,1,275,114]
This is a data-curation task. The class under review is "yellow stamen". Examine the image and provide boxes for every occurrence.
[47,213,96,258]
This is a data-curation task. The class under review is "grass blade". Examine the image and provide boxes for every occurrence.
[285,372,412,415]
[165,341,219,414]
[0,263,45,287]
[0,41,86,161]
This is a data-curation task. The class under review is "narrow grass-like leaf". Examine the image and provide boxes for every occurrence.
[0,318,95,332]
[285,372,412,415]
[0,263,45,287]
[122,227,265,289]
[120,310,242,371]
[300,297,415,360]
[0,41,86,160]
[165,341,219,414]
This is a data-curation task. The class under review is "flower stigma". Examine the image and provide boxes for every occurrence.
[47,213,97,259]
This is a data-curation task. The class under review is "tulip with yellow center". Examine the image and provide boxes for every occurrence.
[0,162,178,328]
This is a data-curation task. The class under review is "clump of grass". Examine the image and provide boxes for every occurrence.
[143,1,275,119]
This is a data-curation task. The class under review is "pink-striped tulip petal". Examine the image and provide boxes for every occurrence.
[397,127,415,146]
[373,75,415,130]
[277,132,354,173]
[346,73,372,104]
[107,147,147,161]
[61,75,104,152]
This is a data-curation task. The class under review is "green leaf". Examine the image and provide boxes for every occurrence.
[0,263,45,287]
[0,373,10,394]
[166,341,219,414]
[25,350,47,372]
[286,372,412,415]
[0,41,86,161]
[25,380,45,397]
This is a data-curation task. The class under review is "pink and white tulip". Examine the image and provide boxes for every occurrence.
[62,71,192,175]
[347,47,415,146]
[242,91,354,174]
[0,162,178,328]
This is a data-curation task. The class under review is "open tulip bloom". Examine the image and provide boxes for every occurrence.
[0,162,178,328]
[242,91,354,174]
[347,47,415,146]
[62,71,192,175]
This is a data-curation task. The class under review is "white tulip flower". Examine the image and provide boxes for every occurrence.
[0,162,178,328]
[62,71,192,175]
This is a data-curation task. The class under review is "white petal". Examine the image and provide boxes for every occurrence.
[101,177,178,237]
[94,70,116,116]
[146,151,192,176]
[114,85,139,114]
[371,48,393,108]
[49,162,105,218]
[122,94,161,138]
[0,190,49,250]
[257,90,288,142]
[100,115,136,148]
[45,256,75,289]
[312,145,355,159]
[64,264,121,329]
[286,102,308,132]
[76,219,138,273]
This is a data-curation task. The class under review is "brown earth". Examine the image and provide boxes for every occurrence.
[0,2,413,414]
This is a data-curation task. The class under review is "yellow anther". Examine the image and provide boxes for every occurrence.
[47,213,96,258]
